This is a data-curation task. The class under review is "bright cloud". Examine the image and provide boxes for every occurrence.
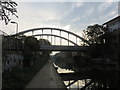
[98,2,113,12]
[72,2,84,9]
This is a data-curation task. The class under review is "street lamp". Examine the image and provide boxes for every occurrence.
[11,21,19,51]
[11,21,18,34]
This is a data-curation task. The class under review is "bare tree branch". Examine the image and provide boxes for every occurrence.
[0,0,18,25]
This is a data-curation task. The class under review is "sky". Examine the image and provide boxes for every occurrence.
[0,0,119,39]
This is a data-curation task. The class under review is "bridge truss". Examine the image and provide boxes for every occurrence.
[12,27,90,46]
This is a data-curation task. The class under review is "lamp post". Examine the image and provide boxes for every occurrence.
[11,21,18,34]
[11,21,19,51]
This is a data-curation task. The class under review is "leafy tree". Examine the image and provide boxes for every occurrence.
[23,36,39,67]
[39,39,51,46]
[24,36,39,52]
[82,24,106,44]
[39,39,51,57]
[23,37,52,67]
[0,0,18,25]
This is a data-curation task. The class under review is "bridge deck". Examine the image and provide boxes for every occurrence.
[25,61,67,89]
[40,45,88,51]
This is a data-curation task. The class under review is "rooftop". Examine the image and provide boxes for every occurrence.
[103,15,120,25]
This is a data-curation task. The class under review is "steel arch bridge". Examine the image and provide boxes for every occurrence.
[12,27,90,45]
[12,27,89,51]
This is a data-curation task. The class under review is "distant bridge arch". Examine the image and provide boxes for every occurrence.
[12,27,90,46]
[33,34,78,46]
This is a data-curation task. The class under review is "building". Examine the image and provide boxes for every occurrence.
[103,15,120,32]
[103,15,120,70]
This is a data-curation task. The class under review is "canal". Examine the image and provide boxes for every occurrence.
[53,63,89,89]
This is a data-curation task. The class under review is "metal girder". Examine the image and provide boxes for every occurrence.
[40,45,88,51]
[33,34,78,46]
[11,27,90,45]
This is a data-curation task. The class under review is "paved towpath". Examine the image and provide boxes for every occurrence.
[25,61,67,89]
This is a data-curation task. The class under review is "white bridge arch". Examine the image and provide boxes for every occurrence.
[12,27,90,46]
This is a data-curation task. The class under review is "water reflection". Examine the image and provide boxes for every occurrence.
[53,63,74,73]
[53,63,88,89]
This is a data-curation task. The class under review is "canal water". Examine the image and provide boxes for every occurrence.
[53,63,87,89]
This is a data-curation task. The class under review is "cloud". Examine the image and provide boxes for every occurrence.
[87,8,94,14]
[18,3,61,21]
[98,2,113,12]
[71,2,84,10]
[17,2,65,31]
[109,11,117,16]
[72,17,81,22]
[36,10,60,21]
[73,2,84,8]
[18,2,118,30]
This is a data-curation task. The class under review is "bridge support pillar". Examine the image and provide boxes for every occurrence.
[60,31,62,45]
[68,33,69,46]
[51,29,52,44]
[42,29,43,38]
[32,31,34,35]
[76,37,77,45]
[54,36,56,45]
[47,35,49,41]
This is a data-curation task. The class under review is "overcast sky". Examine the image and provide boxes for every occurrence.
[0,0,119,36]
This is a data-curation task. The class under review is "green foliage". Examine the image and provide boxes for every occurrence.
[39,39,51,46]
[23,36,40,67]
[24,36,39,51]
[39,38,52,56]
[83,24,106,44]
[22,36,51,67]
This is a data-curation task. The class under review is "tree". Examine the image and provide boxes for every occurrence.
[23,36,40,67]
[0,0,18,25]
[82,24,105,44]
[39,39,51,46]
[23,37,52,67]
[24,36,39,52]
[39,39,51,56]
